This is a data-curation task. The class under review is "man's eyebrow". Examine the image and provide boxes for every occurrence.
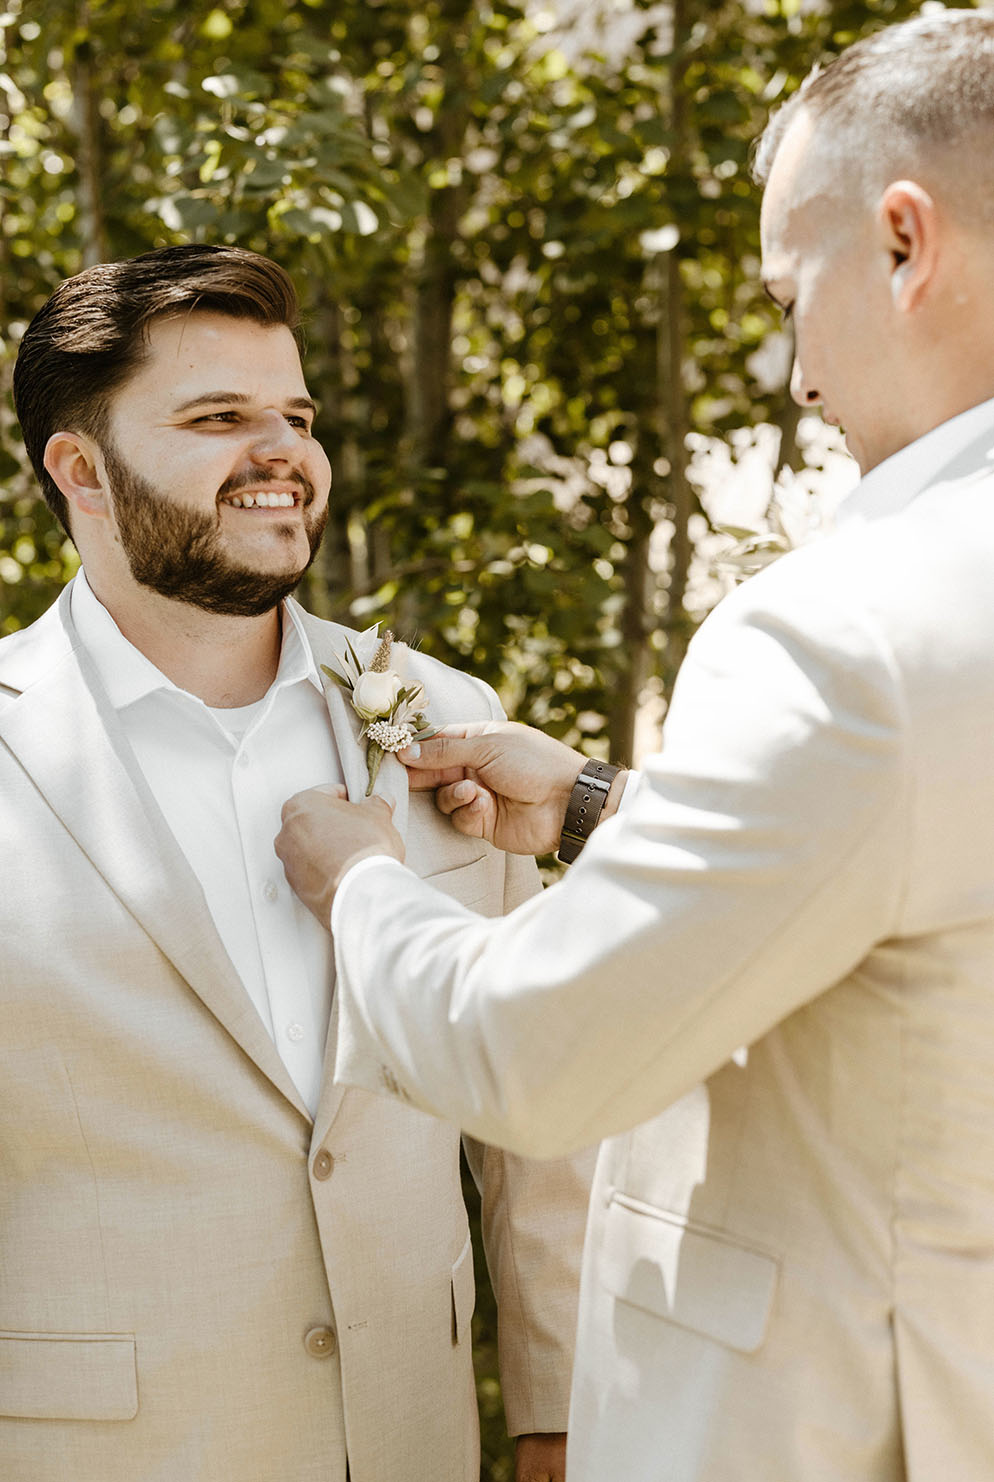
[172,391,319,415]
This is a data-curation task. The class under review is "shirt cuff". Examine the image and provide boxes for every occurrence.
[615,769,640,813]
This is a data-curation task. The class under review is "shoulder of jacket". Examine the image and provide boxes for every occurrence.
[401,645,499,719]
[0,591,75,698]
[290,604,502,717]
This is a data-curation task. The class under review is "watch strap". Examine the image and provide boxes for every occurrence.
[558,759,622,864]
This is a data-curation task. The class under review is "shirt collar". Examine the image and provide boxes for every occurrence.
[837,396,994,528]
[279,598,323,694]
[70,570,323,714]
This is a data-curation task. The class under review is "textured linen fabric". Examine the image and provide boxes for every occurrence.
[0,591,595,1482]
[331,402,994,1481]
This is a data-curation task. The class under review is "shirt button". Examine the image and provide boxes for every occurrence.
[303,1325,337,1359]
[286,1022,305,1043]
[237,753,251,768]
[312,1149,334,1181]
[263,879,279,903]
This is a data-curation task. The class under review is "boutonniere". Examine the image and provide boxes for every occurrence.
[322,629,439,795]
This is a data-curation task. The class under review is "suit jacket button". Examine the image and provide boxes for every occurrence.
[312,1149,334,1181]
[304,1325,337,1358]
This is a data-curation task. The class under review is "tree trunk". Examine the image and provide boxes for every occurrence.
[70,13,109,267]
[298,290,359,621]
[659,0,694,707]
[609,0,694,760]
[397,5,472,634]
[659,246,693,702]
[610,462,654,765]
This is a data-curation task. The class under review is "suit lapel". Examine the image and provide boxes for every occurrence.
[291,607,413,1145]
[0,591,310,1121]
[290,606,410,836]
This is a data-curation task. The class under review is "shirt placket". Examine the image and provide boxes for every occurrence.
[231,716,325,1116]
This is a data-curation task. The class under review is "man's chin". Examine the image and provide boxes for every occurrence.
[837,426,867,474]
[141,561,312,618]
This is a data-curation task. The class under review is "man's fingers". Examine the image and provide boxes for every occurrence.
[363,793,396,820]
[434,780,496,840]
[434,779,480,816]
[401,725,500,775]
[406,765,469,791]
[281,783,346,821]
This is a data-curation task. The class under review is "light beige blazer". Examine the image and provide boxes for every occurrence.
[331,414,994,1481]
[0,589,594,1482]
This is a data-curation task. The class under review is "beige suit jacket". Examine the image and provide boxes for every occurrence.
[0,589,593,1482]
[331,410,994,1480]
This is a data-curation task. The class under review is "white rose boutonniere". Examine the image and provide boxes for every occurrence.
[352,669,403,721]
[322,630,438,795]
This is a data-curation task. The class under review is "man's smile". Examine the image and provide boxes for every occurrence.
[219,488,302,510]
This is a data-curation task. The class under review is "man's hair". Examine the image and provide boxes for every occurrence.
[12,243,301,534]
[753,9,994,196]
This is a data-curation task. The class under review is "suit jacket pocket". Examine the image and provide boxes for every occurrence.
[0,1330,138,1421]
[422,854,496,913]
[601,1194,779,1354]
[450,1232,476,1346]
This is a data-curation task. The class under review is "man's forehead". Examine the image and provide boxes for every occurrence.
[760,108,850,267]
[125,311,308,399]
[143,309,300,360]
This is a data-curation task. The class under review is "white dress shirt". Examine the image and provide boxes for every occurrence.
[837,394,994,525]
[70,571,341,1114]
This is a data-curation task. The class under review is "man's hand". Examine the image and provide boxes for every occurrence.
[402,721,586,855]
[515,1432,567,1482]
[403,721,626,856]
[275,784,404,927]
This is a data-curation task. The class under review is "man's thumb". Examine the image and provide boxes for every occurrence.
[400,732,474,777]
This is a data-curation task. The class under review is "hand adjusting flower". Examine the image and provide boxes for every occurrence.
[322,630,438,795]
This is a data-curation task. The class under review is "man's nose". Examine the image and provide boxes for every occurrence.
[249,410,304,463]
[790,357,820,409]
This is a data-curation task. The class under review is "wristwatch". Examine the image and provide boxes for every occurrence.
[557,759,622,864]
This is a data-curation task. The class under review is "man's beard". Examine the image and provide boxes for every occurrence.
[102,443,328,617]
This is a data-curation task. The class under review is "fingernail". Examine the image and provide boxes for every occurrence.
[402,743,421,760]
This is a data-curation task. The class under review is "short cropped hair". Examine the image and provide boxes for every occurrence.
[754,8,994,198]
[12,244,301,534]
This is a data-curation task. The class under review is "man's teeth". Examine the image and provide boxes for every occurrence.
[225,491,297,509]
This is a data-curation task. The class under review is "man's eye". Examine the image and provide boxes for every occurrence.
[287,415,311,430]
[193,411,239,424]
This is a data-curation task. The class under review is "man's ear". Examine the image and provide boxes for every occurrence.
[43,432,110,519]
[878,180,938,313]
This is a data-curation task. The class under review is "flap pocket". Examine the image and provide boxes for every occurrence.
[601,1195,779,1354]
[0,1330,138,1421]
[422,854,496,913]
[450,1232,476,1346]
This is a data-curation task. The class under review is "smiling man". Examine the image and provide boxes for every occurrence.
[275,13,994,1481]
[0,245,593,1482]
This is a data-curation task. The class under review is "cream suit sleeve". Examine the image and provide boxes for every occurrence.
[332,531,909,1158]
[459,688,597,1433]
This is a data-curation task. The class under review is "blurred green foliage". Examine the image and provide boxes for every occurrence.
[0,0,937,1470]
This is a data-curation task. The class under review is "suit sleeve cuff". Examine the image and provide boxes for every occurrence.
[330,854,410,934]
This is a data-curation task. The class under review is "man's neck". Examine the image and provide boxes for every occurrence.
[83,574,284,708]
